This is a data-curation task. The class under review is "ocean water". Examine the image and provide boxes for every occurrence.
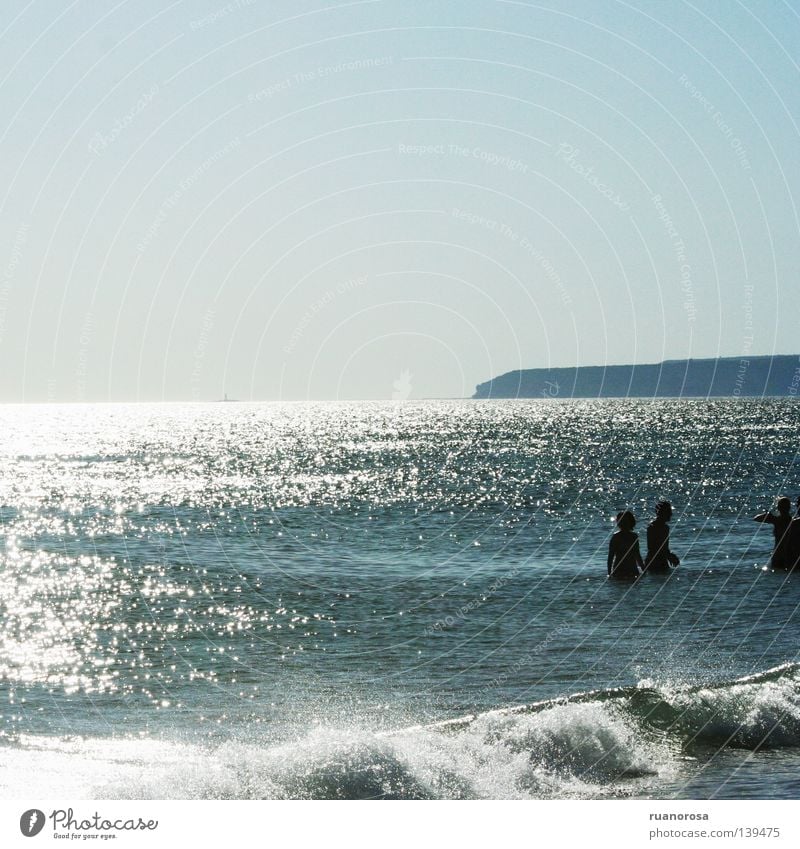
[0,399,799,800]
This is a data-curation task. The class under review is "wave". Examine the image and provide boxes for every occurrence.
[415,662,800,750]
[2,664,799,799]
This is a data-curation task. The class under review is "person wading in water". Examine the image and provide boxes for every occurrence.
[754,496,793,570]
[607,510,644,580]
[645,500,680,573]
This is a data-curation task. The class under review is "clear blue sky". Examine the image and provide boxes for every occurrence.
[1,0,797,401]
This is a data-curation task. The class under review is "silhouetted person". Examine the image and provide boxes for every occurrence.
[607,510,644,580]
[753,496,793,570]
[645,500,680,573]
[788,496,800,572]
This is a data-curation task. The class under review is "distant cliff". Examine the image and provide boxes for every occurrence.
[473,355,800,399]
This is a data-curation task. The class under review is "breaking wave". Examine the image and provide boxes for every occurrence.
[3,664,799,799]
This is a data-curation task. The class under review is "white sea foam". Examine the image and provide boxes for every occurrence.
[649,665,800,749]
[0,701,675,800]
[1,667,797,799]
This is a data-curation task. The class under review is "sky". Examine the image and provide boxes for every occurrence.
[0,0,798,401]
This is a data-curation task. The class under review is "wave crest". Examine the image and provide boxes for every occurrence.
[3,664,799,799]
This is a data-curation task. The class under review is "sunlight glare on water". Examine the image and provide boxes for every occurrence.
[0,399,798,798]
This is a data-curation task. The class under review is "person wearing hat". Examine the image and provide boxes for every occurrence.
[607,510,644,580]
[645,501,681,573]
[753,496,794,570]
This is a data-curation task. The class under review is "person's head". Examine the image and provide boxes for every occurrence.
[777,496,791,515]
[655,500,673,521]
[616,510,636,531]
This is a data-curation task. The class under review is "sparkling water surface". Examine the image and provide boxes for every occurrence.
[0,400,798,799]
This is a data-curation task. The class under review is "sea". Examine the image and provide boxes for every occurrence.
[0,398,798,800]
